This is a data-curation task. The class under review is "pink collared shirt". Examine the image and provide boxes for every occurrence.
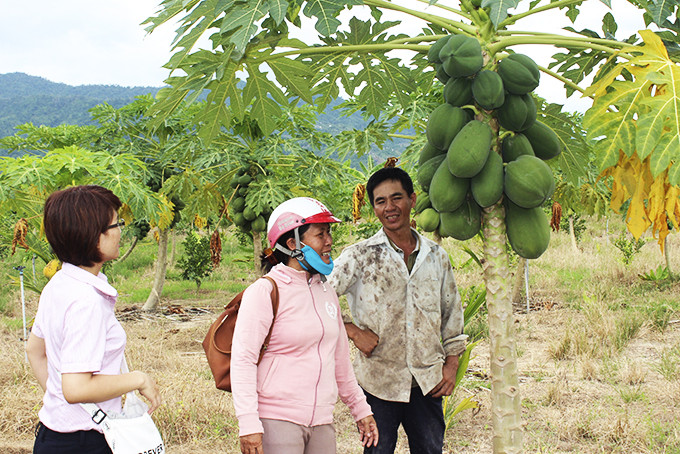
[31,263,126,433]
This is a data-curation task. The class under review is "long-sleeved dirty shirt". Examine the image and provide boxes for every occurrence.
[328,228,467,402]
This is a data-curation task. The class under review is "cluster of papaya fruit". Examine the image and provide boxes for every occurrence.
[416,34,561,259]
[228,163,269,233]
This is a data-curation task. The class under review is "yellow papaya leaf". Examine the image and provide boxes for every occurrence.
[626,185,651,240]
[119,203,134,226]
[666,186,680,230]
[194,214,208,230]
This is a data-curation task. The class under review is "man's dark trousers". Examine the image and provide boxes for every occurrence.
[363,386,445,454]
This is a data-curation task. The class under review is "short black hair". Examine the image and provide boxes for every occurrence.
[366,167,414,206]
[260,224,311,273]
[43,185,122,267]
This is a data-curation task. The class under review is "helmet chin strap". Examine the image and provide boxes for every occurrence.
[273,227,330,280]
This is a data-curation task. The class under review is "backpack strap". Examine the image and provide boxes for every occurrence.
[258,276,279,363]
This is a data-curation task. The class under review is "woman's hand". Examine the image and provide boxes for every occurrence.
[357,415,379,447]
[135,371,162,413]
[240,433,264,454]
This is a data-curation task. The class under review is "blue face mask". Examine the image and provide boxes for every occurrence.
[298,244,334,275]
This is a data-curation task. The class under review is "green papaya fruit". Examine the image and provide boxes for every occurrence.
[439,199,481,241]
[440,35,484,78]
[231,197,246,213]
[243,206,257,221]
[415,192,432,214]
[419,141,446,167]
[443,77,473,107]
[505,201,550,259]
[232,212,247,227]
[435,63,450,84]
[471,151,504,207]
[417,155,446,192]
[496,93,537,131]
[501,133,534,162]
[504,155,555,208]
[428,35,452,64]
[523,121,561,160]
[418,208,440,232]
[497,53,540,95]
[238,186,248,196]
[429,160,469,212]
[251,215,266,232]
[472,70,505,110]
[447,120,492,178]
[426,104,470,151]
[238,174,252,185]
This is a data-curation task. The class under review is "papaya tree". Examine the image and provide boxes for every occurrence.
[164,103,366,273]
[0,146,174,292]
[145,0,680,451]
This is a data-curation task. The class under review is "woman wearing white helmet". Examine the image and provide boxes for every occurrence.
[231,197,379,454]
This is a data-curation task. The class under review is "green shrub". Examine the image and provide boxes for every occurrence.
[177,232,213,290]
[613,234,646,266]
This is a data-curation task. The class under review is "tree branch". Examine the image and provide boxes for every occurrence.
[363,0,477,35]
[488,35,629,57]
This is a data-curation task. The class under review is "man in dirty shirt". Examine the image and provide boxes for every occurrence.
[329,166,467,454]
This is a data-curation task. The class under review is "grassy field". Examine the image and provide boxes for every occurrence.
[1,218,679,453]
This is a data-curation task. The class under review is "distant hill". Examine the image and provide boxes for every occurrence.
[0,72,409,160]
[0,73,162,141]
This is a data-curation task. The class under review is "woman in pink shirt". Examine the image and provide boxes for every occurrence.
[26,185,161,454]
[231,197,379,454]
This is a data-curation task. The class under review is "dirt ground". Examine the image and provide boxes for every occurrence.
[2,295,679,454]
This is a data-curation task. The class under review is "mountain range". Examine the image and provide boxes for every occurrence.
[0,72,409,160]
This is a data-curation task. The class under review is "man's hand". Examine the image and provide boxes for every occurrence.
[357,415,379,447]
[240,433,264,454]
[429,355,460,398]
[345,323,379,357]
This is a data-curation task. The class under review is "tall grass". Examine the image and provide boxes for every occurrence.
[2,218,680,452]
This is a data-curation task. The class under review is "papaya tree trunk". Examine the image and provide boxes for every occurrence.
[664,235,674,278]
[569,217,578,251]
[169,230,177,266]
[117,236,139,263]
[482,203,523,453]
[253,231,263,276]
[142,228,169,312]
[510,257,526,306]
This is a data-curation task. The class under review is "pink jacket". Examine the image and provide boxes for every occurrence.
[231,264,372,436]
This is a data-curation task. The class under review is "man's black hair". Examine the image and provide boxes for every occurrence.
[366,167,414,206]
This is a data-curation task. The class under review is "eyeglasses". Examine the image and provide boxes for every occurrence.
[105,219,125,231]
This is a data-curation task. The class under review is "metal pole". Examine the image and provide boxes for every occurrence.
[524,260,530,314]
[14,266,27,361]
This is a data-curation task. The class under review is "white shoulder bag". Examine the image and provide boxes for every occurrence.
[80,358,165,454]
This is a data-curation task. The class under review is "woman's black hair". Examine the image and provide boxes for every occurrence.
[260,224,311,274]
[44,185,122,266]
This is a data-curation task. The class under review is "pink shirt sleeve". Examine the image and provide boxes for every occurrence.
[231,279,275,436]
[60,298,108,373]
[334,307,373,422]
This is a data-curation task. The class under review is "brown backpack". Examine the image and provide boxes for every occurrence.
[202,276,279,391]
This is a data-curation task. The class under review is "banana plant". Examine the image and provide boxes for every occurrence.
[145,0,680,451]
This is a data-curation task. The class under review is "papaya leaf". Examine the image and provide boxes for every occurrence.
[582,79,646,173]
[481,0,521,28]
[219,1,270,55]
[242,65,289,136]
[302,0,363,37]
[645,0,676,27]
[197,84,228,143]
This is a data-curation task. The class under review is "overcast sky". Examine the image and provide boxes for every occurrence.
[1,0,647,112]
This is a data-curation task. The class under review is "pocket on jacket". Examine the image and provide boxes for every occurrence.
[257,355,279,393]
